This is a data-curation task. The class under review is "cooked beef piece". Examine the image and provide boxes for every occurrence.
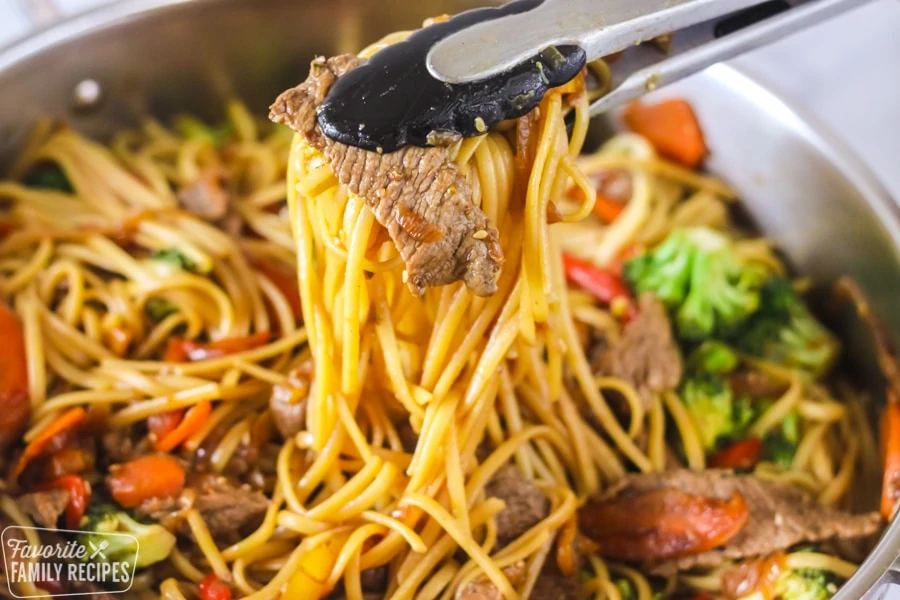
[102,426,152,463]
[529,559,587,600]
[587,469,882,575]
[269,362,313,439]
[360,566,388,593]
[191,476,269,536]
[176,171,230,220]
[17,489,69,528]
[396,421,418,454]
[137,475,268,538]
[458,561,526,600]
[270,56,503,297]
[485,465,550,547]
[594,294,682,408]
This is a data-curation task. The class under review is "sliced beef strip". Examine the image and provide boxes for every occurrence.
[594,293,682,409]
[137,475,269,538]
[16,489,69,528]
[176,171,230,220]
[594,469,882,575]
[484,464,550,548]
[190,476,269,536]
[270,55,503,297]
[529,559,587,600]
[101,426,153,463]
[458,561,526,600]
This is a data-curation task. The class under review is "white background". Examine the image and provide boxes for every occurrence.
[1,0,899,197]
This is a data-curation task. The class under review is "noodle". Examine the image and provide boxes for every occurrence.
[0,20,880,600]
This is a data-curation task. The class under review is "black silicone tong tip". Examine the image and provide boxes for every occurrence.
[316,0,586,154]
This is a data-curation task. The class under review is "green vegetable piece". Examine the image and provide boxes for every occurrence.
[150,248,195,271]
[762,411,800,469]
[680,372,755,452]
[79,504,175,568]
[624,228,765,342]
[175,115,234,147]
[733,279,839,376]
[614,578,637,600]
[775,562,840,600]
[144,297,179,322]
[687,341,741,374]
[23,163,73,193]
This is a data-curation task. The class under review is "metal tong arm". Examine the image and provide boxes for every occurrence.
[427,0,774,84]
[427,0,874,115]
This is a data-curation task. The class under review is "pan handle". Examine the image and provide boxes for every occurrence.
[17,0,63,28]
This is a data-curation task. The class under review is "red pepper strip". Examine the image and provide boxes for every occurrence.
[199,573,232,600]
[709,438,763,471]
[882,392,900,520]
[562,252,637,320]
[39,474,91,529]
[148,409,185,442]
[164,332,271,363]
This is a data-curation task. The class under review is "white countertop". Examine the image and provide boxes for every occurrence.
[3,0,899,198]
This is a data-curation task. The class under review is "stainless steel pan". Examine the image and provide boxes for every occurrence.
[2,0,899,597]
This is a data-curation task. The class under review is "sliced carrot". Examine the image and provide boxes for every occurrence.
[154,401,212,453]
[107,455,185,508]
[593,194,625,223]
[0,305,30,452]
[579,489,749,562]
[164,331,271,363]
[253,259,302,321]
[882,392,900,520]
[623,99,708,167]
[9,407,86,484]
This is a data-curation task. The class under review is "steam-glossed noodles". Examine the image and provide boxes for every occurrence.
[270,55,503,297]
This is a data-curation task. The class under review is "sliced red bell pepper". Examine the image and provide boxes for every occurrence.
[562,252,637,320]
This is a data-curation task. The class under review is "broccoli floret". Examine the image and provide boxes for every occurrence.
[150,248,195,271]
[624,228,765,341]
[686,341,741,374]
[761,411,800,469]
[733,279,839,376]
[79,504,175,568]
[23,163,73,193]
[679,372,755,452]
[174,115,234,147]
[614,578,637,600]
[775,567,839,600]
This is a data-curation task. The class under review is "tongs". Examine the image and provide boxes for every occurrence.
[317,0,873,153]
[427,0,874,115]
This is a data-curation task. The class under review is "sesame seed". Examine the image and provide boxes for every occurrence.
[402,270,409,283]
[474,117,487,133]
[774,513,784,526]
[376,147,384,155]
[473,230,488,240]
